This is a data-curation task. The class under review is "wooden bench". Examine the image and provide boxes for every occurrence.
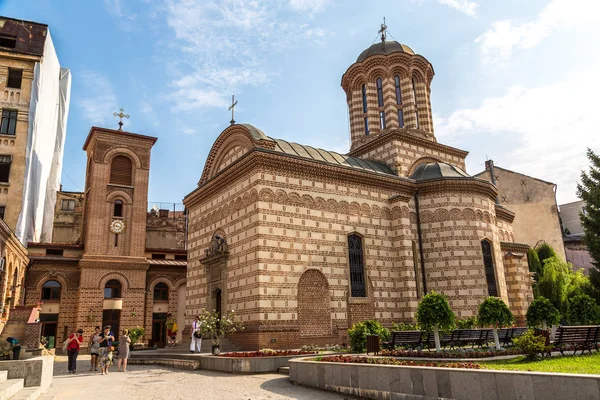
[448,329,492,349]
[383,330,423,350]
[497,327,528,347]
[553,325,600,355]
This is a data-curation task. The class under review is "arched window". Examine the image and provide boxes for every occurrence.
[412,241,422,299]
[153,282,169,301]
[348,234,366,297]
[412,78,420,129]
[376,78,384,107]
[394,76,402,105]
[104,279,122,299]
[110,155,132,186]
[113,200,123,217]
[362,84,369,136]
[481,240,498,297]
[42,280,61,301]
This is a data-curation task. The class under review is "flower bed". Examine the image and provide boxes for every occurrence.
[218,350,315,358]
[380,348,521,359]
[319,355,485,369]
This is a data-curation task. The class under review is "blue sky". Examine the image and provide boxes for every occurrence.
[3,0,598,205]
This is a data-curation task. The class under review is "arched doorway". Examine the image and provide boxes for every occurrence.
[102,279,122,337]
[298,269,331,337]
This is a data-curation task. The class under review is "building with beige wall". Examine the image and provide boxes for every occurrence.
[184,34,533,349]
[559,200,594,275]
[0,16,71,244]
[474,162,565,260]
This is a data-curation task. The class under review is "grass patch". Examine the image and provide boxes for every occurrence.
[480,352,600,374]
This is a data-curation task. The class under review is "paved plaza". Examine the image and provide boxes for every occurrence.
[40,355,348,400]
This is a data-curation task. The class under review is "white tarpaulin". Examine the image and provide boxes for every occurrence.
[15,31,71,244]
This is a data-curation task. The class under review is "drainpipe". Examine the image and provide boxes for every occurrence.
[414,191,427,294]
[486,160,499,204]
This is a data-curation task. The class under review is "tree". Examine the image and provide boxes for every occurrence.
[416,291,455,351]
[198,309,244,351]
[348,320,390,353]
[535,243,557,267]
[477,297,514,350]
[577,148,600,297]
[526,297,560,329]
[535,256,578,314]
[527,248,542,277]
[567,294,600,325]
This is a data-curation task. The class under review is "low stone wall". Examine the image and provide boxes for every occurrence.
[0,355,53,390]
[200,354,313,374]
[289,357,600,400]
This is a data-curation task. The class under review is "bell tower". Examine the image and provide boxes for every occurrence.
[80,125,157,259]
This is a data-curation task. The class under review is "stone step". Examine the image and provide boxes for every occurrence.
[9,387,42,400]
[277,366,290,375]
[0,371,7,385]
[0,378,24,400]
[127,358,200,370]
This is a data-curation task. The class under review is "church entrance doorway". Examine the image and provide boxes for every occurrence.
[40,314,58,349]
[151,313,167,348]
[102,309,121,338]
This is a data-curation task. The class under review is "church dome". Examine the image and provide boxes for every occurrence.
[356,41,415,62]
[410,162,471,181]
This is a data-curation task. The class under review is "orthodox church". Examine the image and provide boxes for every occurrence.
[184,32,534,349]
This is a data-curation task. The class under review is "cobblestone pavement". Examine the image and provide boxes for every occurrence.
[41,355,349,400]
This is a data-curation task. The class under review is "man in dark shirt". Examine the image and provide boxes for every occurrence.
[6,337,21,360]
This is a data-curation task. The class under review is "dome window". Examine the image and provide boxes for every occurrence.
[412,78,420,129]
[394,76,402,105]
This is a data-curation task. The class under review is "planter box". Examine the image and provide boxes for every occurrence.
[200,354,313,374]
[289,357,600,400]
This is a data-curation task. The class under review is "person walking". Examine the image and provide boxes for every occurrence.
[165,313,176,347]
[5,337,21,360]
[98,325,115,375]
[190,315,202,353]
[89,326,101,372]
[67,329,84,373]
[117,329,131,372]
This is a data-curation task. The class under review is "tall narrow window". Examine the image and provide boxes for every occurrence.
[0,110,17,135]
[412,78,420,129]
[361,84,368,113]
[481,240,498,297]
[412,241,422,298]
[6,69,23,89]
[0,156,11,182]
[394,76,402,105]
[376,78,384,107]
[379,111,386,129]
[0,206,4,220]
[113,200,123,217]
[110,155,132,186]
[348,234,366,297]
[364,117,369,136]
[398,110,404,128]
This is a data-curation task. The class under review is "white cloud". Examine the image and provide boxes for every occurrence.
[289,0,331,13]
[476,0,600,65]
[78,70,119,126]
[163,0,329,112]
[139,100,159,127]
[435,70,600,203]
[104,0,138,30]
[437,0,477,17]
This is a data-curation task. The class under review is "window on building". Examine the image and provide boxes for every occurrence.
[104,279,122,299]
[481,240,498,297]
[46,249,64,257]
[0,156,11,182]
[113,200,123,217]
[0,36,17,48]
[412,241,422,299]
[394,75,402,105]
[109,155,132,186]
[379,111,386,129]
[153,282,169,301]
[361,84,368,113]
[0,110,17,135]
[412,78,420,129]
[398,109,404,128]
[41,280,61,301]
[376,78,384,107]
[61,199,75,211]
[348,234,366,297]
[364,117,369,136]
[0,206,4,220]
[174,254,187,261]
[6,69,23,89]
[151,253,166,260]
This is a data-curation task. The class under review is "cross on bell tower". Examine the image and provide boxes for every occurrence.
[228,95,238,125]
[378,17,387,42]
[113,108,130,131]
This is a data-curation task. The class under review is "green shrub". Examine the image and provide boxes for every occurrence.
[526,297,560,328]
[513,329,547,359]
[536,243,557,265]
[348,320,390,353]
[568,294,600,325]
[128,327,145,345]
[391,322,418,331]
[527,248,542,275]
[456,316,477,329]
